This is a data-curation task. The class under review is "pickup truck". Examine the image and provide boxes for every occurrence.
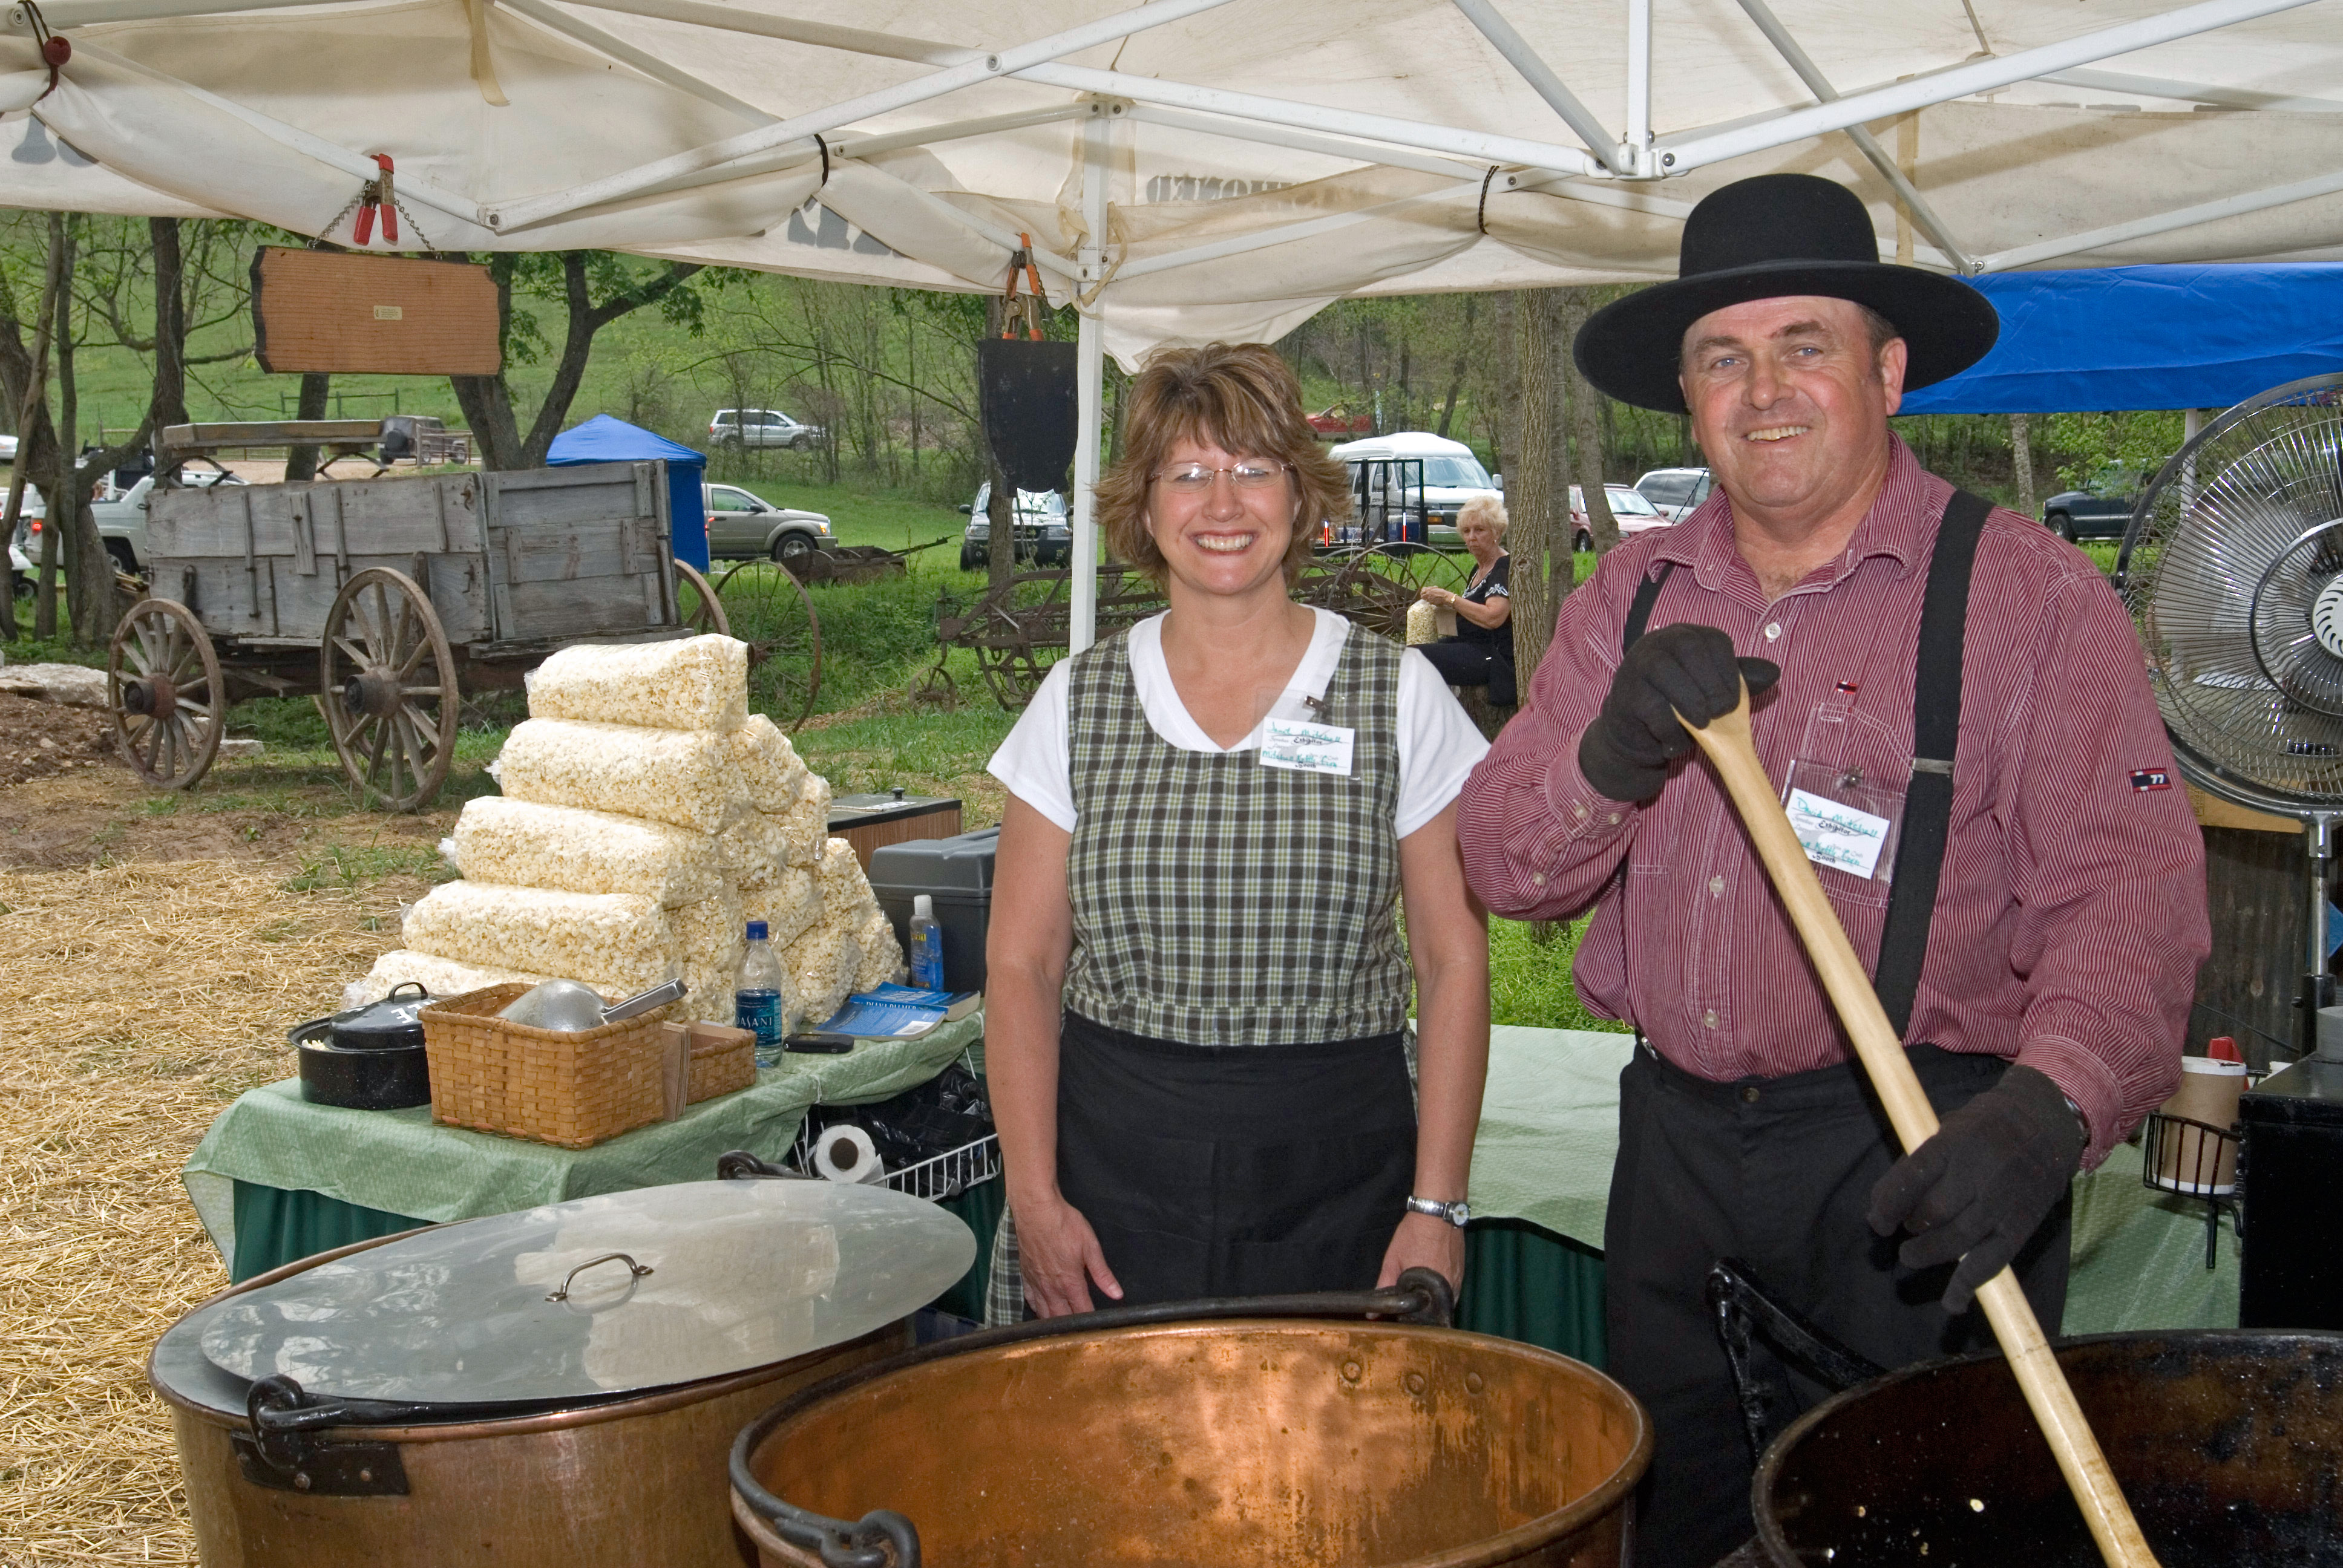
[93,469,245,573]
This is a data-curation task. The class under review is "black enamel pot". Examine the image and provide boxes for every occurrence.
[290,981,433,1109]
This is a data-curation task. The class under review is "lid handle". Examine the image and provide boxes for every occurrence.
[545,1252,654,1302]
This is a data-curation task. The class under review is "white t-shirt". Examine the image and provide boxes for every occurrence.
[988,607,1489,840]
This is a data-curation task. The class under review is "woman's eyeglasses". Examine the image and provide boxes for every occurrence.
[1153,462,1291,492]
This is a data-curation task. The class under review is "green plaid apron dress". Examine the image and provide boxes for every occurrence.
[1041,621,1418,1305]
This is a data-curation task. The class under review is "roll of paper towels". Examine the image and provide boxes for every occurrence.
[813,1123,886,1184]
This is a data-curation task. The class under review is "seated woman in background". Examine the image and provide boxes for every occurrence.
[1415,495,1515,706]
[984,341,1492,1318]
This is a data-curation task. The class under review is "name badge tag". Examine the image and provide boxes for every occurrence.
[1260,718,1355,776]
[1785,786,1893,880]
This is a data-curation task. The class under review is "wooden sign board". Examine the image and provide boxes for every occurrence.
[251,247,501,376]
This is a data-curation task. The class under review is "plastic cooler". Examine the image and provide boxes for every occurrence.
[868,828,997,991]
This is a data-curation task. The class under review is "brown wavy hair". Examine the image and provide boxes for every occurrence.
[1095,342,1353,587]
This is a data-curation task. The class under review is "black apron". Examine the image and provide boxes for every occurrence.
[1054,1011,1418,1305]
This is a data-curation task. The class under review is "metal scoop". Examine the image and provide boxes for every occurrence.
[498,977,687,1033]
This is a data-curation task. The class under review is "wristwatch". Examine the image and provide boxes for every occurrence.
[1404,1195,1472,1227]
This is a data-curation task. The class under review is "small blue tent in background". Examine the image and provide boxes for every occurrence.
[546,414,708,571]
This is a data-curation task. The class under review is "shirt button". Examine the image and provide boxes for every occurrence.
[1742,1085,1761,1103]
[1530,872,1546,887]
[1764,622,1782,641]
[1703,1009,1719,1029]
[1708,875,1725,896]
[1573,802,1588,819]
[1608,812,1621,825]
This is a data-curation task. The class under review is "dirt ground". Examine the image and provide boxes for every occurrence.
[1,734,451,1564]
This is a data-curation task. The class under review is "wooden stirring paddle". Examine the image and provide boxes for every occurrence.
[1680,684,2161,1568]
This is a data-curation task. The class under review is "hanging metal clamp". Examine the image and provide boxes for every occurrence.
[353,154,398,246]
[1000,232,1045,339]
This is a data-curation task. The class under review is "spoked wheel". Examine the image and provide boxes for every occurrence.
[715,560,822,731]
[675,560,731,637]
[108,598,224,790]
[321,567,460,812]
[1298,545,1457,641]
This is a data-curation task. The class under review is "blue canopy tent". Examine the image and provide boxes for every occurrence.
[546,415,708,571]
[1899,264,2343,416]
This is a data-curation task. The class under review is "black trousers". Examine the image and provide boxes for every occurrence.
[1417,638,1516,706]
[1055,1013,1417,1305]
[1604,1043,2071,1568]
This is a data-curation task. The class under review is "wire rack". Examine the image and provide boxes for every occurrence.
[2140,1109,2245,1270]
[784,1121,1000,1203]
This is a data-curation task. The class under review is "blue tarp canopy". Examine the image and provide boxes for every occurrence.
[1899,264,2343,417]
[546,414,707,571]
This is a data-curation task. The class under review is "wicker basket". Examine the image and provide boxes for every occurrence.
[419,983,670,1149]
[659,1021,756,1116]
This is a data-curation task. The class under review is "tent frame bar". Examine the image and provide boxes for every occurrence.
[68,35,486,229]
[488,0,1244,232]
[1625,0,1651,168]
[1447,0,1617,169]
[1661,0,2327,172]
[1979,164,2343,270]
[1070,106,1112,654]
[1124,102,1501,183]
[499,0,771,126]
[1732,0,1975,272]
[2040,66,2343,112]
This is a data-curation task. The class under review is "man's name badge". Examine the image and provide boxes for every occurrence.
[1260,718,1355,776]
[1784,786,1893,880]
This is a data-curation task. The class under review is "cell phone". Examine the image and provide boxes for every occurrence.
[784,1031,857,1054]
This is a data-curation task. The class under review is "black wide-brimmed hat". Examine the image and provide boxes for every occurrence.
[1573,173,1999,414]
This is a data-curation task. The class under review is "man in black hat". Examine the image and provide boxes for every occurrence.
[1456,173,2207,1565]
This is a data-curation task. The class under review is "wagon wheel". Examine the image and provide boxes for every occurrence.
[673,560,730,637]
[108,598,224,790]
[715,560,823,731]
[321,567,460,812]
[1298,545,1441,641]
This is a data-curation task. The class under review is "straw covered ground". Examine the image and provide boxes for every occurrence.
[1,765,447,1564]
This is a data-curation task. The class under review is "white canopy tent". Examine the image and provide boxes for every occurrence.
[1,0,2339,644]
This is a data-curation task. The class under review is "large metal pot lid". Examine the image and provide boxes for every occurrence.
[195,1178,973,1405]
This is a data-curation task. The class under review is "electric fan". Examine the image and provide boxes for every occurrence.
[2120,370,2343,1057]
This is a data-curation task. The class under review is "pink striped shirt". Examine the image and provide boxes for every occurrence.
[1458,439,2207,1167]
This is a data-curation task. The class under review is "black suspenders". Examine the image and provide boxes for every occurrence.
[1620,489,1991,1038]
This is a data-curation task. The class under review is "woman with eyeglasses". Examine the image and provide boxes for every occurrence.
[1415,494,1516,706]
[985,342,1492,1317]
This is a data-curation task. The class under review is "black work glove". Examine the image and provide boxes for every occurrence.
[1867,1064,2086,1314]
[1578,623,1781,803]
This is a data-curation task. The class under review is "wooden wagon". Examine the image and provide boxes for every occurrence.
[108,453,729,810]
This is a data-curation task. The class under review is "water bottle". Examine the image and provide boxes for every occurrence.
[908,894,945,990]
[735,920,788,1068]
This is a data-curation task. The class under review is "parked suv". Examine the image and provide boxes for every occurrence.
[960,484,1070,570]
[709,408,823,451]
[1634,467,1713,521]
[1571,484,1670,550]
[703,481,833,564]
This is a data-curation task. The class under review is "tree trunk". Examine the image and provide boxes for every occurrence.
[0,213,62,642]
[1492,292,1519,486]
[2010,412,2035,518]
[148,218,189,436]
[38,217,77,641]
[284,372,332,482]
[1509,290,1567,699]
[1558,289,1620,555]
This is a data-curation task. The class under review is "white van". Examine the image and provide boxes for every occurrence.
[1326,431,1498,548]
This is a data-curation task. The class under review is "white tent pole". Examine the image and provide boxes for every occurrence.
[1978,165,2343,270]
[1661,0,2324,174]
[68,38,486,227]
[1447,0,1617,168]
[562,0,963,66]
[498,0,771,125]
[1732,0,1975,271]
[2040,67,2343,111]
[487,0,1242,232]
[1625,0,1651,168]
[1070,105,1112,656]
[1017,62,1598,176]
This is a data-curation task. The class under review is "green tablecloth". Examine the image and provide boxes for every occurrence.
[1462,1026,2241,1338]
[184,1015,982,1268]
